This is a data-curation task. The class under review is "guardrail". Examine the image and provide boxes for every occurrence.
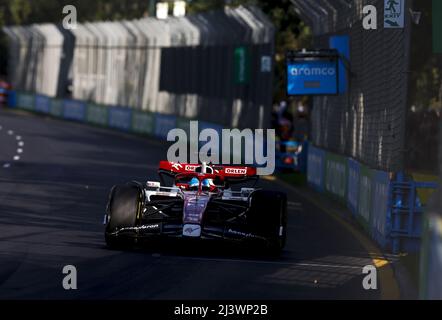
[390,174,439,253]
[6,90,270,167]
[420,209,442,300]
[307,144,439,253]
[3,5,274,130]
[7,90,200,142]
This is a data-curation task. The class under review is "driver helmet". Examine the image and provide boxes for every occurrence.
[201,178,213,189]
[189,177,199,189]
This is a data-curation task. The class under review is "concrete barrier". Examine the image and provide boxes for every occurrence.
[87,103,108,126]
[307,145,325,192]
[420,206,442,299]
[308,144,393,250]
[307,144,440,253]
[34,95,50,114]
[9,91,225,149]
[63,99,86,122]
[108,107,132,131]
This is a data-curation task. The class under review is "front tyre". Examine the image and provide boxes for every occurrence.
[105,184,142,248]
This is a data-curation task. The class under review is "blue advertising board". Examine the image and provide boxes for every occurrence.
[371,170,391,248]
[63,99,86,121]
[35,95,51,114]
[329,35,349,94]
[7,90,16,108]
[154,114,177,139]
[287,59,338,95]
[17,92,35,111]
[108,107,132,131]
[307,145,325,192]
[347,158,360,215]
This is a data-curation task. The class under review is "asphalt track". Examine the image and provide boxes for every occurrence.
[0,108,381,299]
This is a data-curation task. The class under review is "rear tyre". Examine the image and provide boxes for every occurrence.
[105,184,142,248]
[248,190,288,255]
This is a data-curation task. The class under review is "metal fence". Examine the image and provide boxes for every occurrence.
[419,97,442,300]
[3,5,274,129]
[298,0,441,254]
[3,24,65,97]
[292,0,410,172]
[420,190,442,299]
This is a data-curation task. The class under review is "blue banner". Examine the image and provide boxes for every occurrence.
[307,145,325,192]
[154,114,177,139]
[199,121,223,135]
[132,111,154,135]
[287,60,338,95]
[199,121,223,147]
[63,100,86,121]
[371,170,391,248]
[17,92,35,111]
[7,90,16,108]
[329,35,349,94]
[347,158,360,215]
[35,95,51,114]
[50,99,63,117]
[108,107,132,131]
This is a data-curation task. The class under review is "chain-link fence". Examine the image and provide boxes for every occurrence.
[3,5,274,129]
[293,0,411,172]
[296,0,442,258]
[419,109,442,298]
[419,59,442,297]
[420,194,442,299]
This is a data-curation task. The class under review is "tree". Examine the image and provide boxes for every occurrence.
[409,0,441,112]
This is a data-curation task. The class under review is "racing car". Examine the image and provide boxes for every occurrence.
[104,161,287,254]
[275,138,307,172]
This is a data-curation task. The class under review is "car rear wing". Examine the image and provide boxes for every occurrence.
[158,161,257,177]
[158,161,259,187]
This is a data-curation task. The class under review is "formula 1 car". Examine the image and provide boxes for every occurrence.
[104,161,287,254]
[275,139,307,172]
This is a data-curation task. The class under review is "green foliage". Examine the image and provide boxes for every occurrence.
[8,0,31,25]
[410,0,442,112]
[260,0,312,101]
[187,0,227,14]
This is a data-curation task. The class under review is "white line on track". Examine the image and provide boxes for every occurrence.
[17,148,23,154]
[18,141,24,147]
[156,255,364,270]
[287,201,303,212]
[7,130,13,135]
[13,155,20,161]
[3,163,10,168]
[15,135,22,140]
[288,201,302,207]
